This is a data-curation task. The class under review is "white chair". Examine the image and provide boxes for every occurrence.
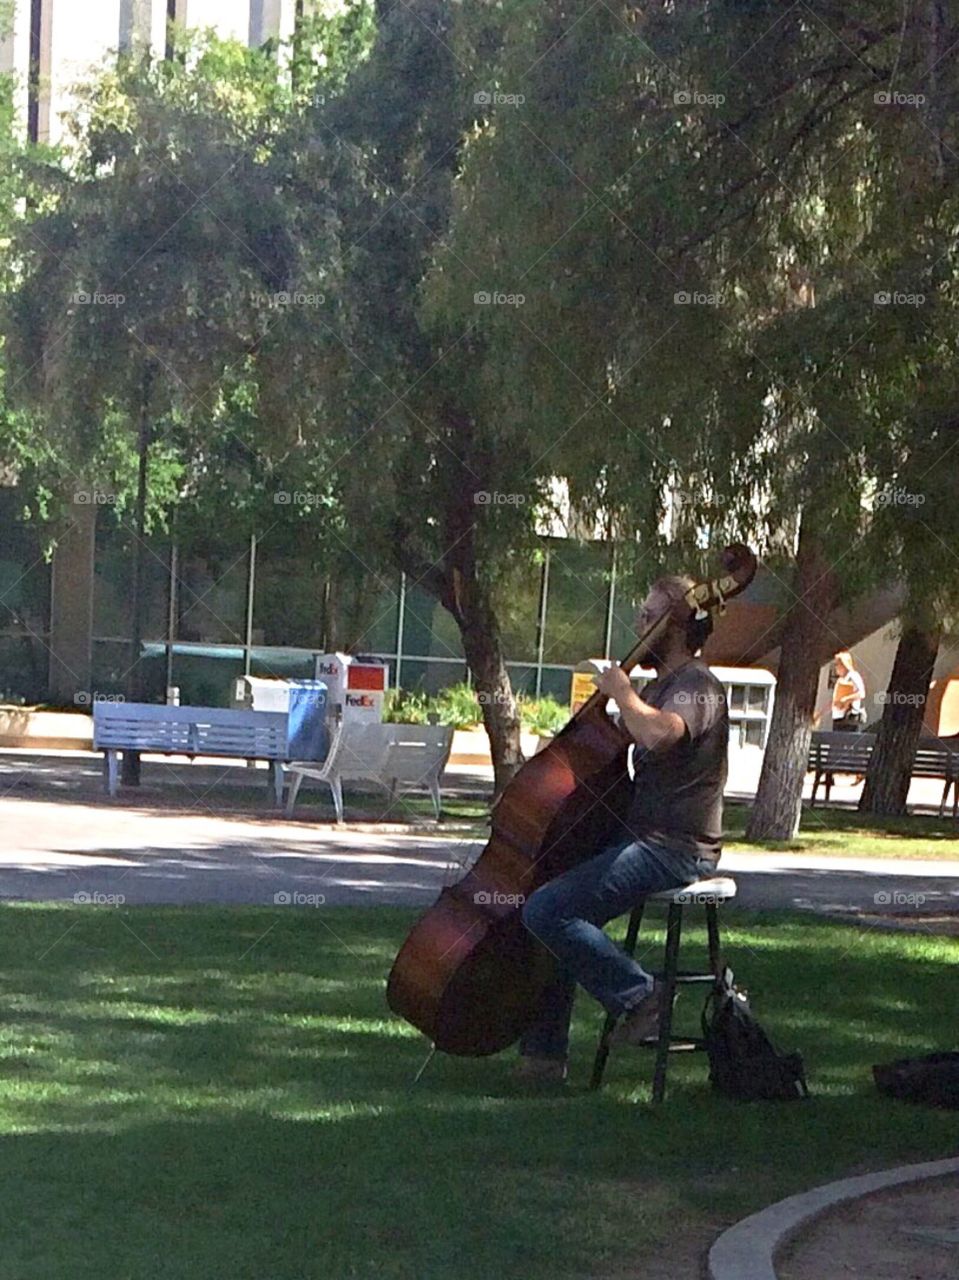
[284,722,453,822]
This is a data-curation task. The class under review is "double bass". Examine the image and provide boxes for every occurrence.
[387,544,757,1057]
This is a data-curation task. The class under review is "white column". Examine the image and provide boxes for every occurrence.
[249,0,303,48]
[0,0,31,133]
[181,0,250,44]
[118,0,156,51]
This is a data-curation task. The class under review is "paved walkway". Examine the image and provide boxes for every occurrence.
[1,794,958,912]
[0,748,957,911]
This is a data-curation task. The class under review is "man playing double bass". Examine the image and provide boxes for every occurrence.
[516,575,729,1084]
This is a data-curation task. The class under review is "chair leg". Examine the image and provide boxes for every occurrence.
[330,776,344,823]
[590,904,645,1090]
[652,903,683,1104]
[285,771,304,817]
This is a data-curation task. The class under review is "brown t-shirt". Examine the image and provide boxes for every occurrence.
[625,658,728,864]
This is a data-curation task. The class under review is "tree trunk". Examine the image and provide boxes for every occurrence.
[746,521,837,840]
[859,624,940,815]
[401,404,525,796]
[457,576,525,796]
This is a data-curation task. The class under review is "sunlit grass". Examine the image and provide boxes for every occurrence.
[0,903,953,1278]
[724,799,959,858]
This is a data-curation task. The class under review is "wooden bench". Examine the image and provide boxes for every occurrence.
[808,730,959,815]
[93,702,292,804]
[284,722,454,822]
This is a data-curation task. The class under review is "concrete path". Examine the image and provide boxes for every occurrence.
[0,794,472,906]
[1,790,958,912]
[0,747,957,911]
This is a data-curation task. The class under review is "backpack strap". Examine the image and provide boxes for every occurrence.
[701,966,736,1038]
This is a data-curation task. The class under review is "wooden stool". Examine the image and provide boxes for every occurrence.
[589,876,737,1102]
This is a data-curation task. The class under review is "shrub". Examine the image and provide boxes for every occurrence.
[383,688,431,724]
[519,695,568,737]
[433,681,483,730]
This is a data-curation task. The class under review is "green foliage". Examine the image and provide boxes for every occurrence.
[518,695,567,737]
[382,687,432,725]
[433,682,483,730]
[432,0,959,609]
[6,0,959,746]
[383,682,566,734]
[0,19,372,542]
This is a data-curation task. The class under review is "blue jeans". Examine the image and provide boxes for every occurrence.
[519,834,714,1060]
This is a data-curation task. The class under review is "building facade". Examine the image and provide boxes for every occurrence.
[0,0,319,704]
[0,0,303,144]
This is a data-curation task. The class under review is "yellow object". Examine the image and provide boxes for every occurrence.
[570,660,612,714]
[570,671,598,714]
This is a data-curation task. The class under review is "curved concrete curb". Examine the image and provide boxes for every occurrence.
[708,1156,959,1280]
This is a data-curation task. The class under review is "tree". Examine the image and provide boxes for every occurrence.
[861,621,941,814]
[424,0,959,834]
[0,29,351,724]
[282,0,537,791]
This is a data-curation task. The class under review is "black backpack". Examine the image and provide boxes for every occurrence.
[701,968,809,1101]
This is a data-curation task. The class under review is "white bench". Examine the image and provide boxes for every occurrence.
[284,722,454,822]
[93,702,292,804]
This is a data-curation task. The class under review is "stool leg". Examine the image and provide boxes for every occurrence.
[590,1012,617,1090]
[706,903,722,979]
[622,903,644,957]
[651,903,683,1104]
[590,904,645,1090]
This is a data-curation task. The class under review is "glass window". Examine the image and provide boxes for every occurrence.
[542,539,611,666]
[394,658,468,696]
[505,664,537,698]
[94,519,170,642]
[401,586,464,661]
[747,684,769,714]
[538,667,574,704]
[494,560,542,664]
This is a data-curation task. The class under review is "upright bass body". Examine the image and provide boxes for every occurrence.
[386,544,757,1056]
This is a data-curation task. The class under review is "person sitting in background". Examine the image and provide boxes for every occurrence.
[832,651,866,731]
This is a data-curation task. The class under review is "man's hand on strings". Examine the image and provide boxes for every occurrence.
[593,665,633,701]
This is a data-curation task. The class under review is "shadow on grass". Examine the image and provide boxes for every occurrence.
[0,904,954,1280]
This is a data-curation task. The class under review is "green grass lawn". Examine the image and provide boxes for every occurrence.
[391,794,959,860]
[0,903,955,1279]
[723,799,959,859]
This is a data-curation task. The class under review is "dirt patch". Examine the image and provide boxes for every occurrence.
[778,1173,959,1279]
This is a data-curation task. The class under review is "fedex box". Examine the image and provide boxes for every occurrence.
[313,652,388,723]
